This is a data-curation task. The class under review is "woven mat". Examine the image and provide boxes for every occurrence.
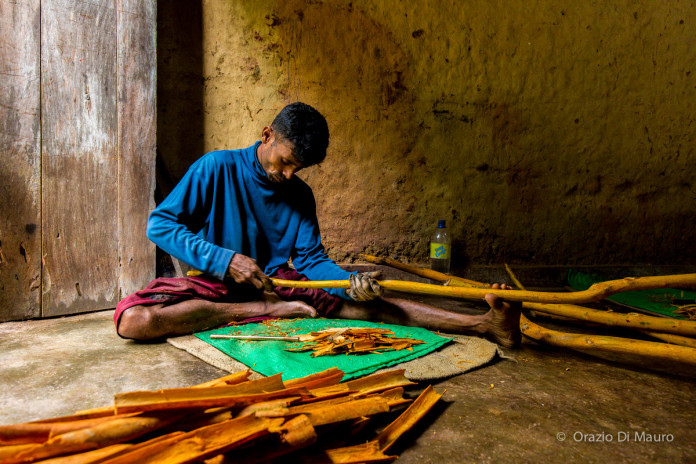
[168,329,501,381]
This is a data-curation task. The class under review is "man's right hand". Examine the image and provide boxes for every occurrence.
[227,254,271,290]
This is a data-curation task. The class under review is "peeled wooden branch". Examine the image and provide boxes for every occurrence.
[360,254,486,288]
[271,273,696,305]
[346,257,696,337]
[520,314,696,365]
[502,264,696,342]
[503,265,696,365]
[521,301,696,337]
[639,331,696,348]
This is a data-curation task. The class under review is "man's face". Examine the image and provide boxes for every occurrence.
[258,128,304,183]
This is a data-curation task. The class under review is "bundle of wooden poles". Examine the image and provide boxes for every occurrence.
[0,368,441,464]
[271,255,696,366]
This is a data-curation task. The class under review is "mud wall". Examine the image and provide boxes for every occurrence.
[158,1,696,270]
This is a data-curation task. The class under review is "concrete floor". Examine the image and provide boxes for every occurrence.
[1,295,695,463]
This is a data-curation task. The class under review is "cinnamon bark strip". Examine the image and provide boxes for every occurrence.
[253,396,390,427]
[98,415,284,464]
[290,397,390,427]
[283,367,344,389]
[192,369,252,388]
[367,387,412,408]
[345,369,416,397]
[324,440,397,464]
[31,444,133,464]
[28,406,117,424]
[376,385,443,452]
[47,372,252,420]
[0,413,143,445]
[0,413,181,464]
[68,406,116,418]
[257,385,409,420]
[202,415,317,464]
[33,433,185,464]
[113,374,312,414]
[114,386,310,414]
[235,397,302,418]
[304,384,354,402]
[269,414,317,448]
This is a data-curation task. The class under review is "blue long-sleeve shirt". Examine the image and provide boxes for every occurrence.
[147,142,352,299]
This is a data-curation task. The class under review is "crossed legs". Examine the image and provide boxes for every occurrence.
[117,287,522,348]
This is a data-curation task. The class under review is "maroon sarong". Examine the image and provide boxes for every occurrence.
[114,268,344,330]
[271,267,345,316]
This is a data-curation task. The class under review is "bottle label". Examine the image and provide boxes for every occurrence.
[430,243,451,259]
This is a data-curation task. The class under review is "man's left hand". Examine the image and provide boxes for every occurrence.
[347,272,384,301]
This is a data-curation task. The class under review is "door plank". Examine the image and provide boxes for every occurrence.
[41,0,119,316]
[0,0,42,322]
[117,0,157,299]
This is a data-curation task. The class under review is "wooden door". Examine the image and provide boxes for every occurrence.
[0,0,42,321]
[0,0,155,321]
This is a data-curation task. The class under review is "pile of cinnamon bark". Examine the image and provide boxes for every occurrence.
[0,368,441,464]
[285,327,425,356]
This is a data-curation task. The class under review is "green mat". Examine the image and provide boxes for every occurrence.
[195,319,452,381]
[567,269,696,319]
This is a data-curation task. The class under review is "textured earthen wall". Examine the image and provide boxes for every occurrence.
[158,1,696,270]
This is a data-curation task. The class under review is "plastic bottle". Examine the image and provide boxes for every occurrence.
[430,219,451,273]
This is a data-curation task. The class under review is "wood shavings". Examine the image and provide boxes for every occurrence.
[673,304,696,320]
[284,327,425,357]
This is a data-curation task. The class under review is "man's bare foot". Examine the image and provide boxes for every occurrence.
[261,292,318,318]
[482,284,522,348]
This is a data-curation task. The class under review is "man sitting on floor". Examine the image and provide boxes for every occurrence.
[115,102,521,348]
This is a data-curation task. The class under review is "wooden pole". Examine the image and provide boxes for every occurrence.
[520,301,696,338]
[271,273,696,305]
[360,254,487,287]
[519,315,696,365]
[273,255,696,336]
[348,255,696,363]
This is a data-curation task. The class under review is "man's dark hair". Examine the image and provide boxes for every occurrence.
[271,102,329,167]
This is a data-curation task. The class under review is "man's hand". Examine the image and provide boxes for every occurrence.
[347,271,384,301]
[227,254,271,290]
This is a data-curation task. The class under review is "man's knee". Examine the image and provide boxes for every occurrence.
[117,306,156,340]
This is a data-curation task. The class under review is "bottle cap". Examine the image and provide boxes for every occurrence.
[437,220,446,228]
